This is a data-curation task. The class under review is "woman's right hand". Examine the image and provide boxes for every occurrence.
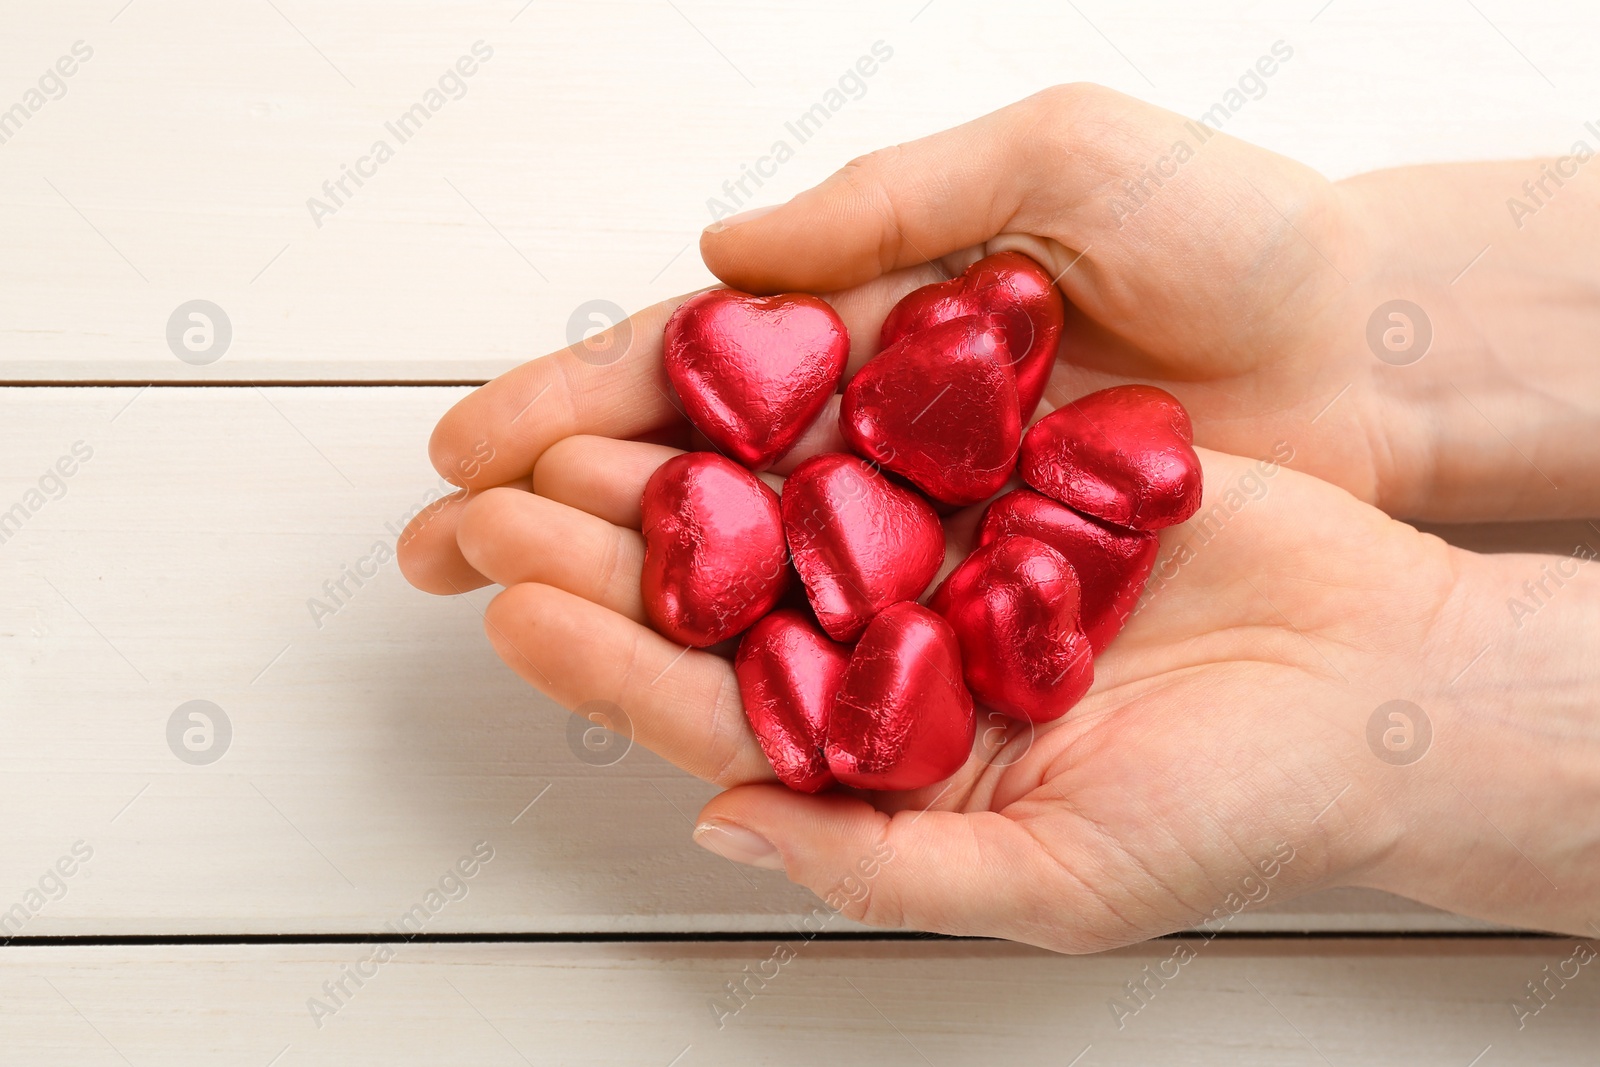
[405,82,1600,601]
[701,82,1600,522]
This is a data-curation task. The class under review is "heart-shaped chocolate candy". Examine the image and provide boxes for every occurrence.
[640,452,789,647]
[840,315,1021,507]
[978,489,1158,652]
[826,602,975,791]
[879,250,1064,420]
[1018,385,1202,531]
[781,453,945,642]
[929,535,1093,723]
[663,289,849,470]
[735,609,849,793]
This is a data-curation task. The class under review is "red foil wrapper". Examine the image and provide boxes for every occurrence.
[734,609,848,793]
[640,452,789,647]
[978,489,1158,652]
[840,315,1022,507]
[826,602,975,791]
[1019,385,1202,531]
[929,535,1093,723]
[879,250,1065,420]
[781,453,945,642]
[663,289,850,471]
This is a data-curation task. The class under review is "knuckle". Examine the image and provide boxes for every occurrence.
[1015,82,1122,166]
[1029,81,1113,120]
[833,874,901,929]
[613,626,658,711]
[591,524,627,599]
[829,146,909,273]
[702,672,752,787]
[820,825,906,930]
[836,143,904,182]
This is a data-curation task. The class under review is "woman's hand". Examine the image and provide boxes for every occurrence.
[702,84,1600,522]
[414,421,1600,950]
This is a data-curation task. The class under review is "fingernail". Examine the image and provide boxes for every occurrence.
[694,821,785,870]
[704,204,780,234]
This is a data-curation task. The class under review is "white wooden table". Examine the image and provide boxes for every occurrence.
[3,1,1597,1062]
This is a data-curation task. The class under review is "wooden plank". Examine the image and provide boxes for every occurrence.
[1,939,1592,1064]
[6,386,1585,935]
[1,0,1597,380]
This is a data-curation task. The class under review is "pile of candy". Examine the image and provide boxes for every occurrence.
[638,253,1202,793]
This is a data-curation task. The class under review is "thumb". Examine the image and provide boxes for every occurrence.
[697,83,1159,295]
[693,784,1113,952]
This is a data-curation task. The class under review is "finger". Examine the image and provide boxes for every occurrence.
[432,264,944,493]
[430,296,691,491]
[396,478,530,595]
[694,786,1101,950]
[458,487,647,622]
[826,261,953,368]
[484,583,772,787]
[700,84,1138,293]
[532,435,686,528]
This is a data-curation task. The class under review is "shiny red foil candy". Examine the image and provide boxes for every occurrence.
[663,289,850,470]
[978,489,1158,652]
[879,251,1065,420]
[735,609,849,793]
[640,452,789,647]
[1019,385,1202,531]
[929,535,1093,723]
[840,316,1022,507]
[638,283,1204,794]
[826,602,975,791]
[781,453,945,642]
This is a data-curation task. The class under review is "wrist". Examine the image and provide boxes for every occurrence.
[1335,165,1600,521]
[1327,173,1475,521]
[1355,544,1600,934]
